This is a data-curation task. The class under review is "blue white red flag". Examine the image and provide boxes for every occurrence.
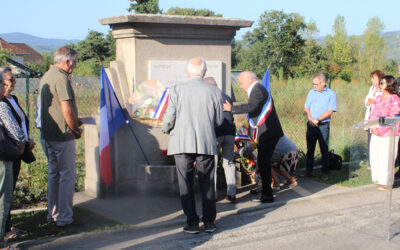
[99,67,127,186]
[248,68,273,141]
[153,87,170,120]
[235,134,252,142]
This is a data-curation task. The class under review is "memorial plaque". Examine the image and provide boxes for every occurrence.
[149,61,223,89]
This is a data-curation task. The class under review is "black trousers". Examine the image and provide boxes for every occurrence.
[257,136,280,197]
[174,154,216,225]
[306,122,330,174]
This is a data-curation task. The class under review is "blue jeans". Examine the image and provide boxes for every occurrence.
[306,122,330,174]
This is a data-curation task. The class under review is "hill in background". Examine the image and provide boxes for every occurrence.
[0,32,80,54]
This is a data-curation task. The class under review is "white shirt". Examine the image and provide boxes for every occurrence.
[7,96,29,141]
[364,85,381,121]
[247,81,258,98]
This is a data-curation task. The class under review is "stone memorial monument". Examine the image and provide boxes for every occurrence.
[84,14,253,198]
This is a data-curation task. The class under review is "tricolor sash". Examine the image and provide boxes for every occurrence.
[153,87,170,120]
[247,68,273,141]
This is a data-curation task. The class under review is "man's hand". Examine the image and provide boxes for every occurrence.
[371,128,379,135]
[223,100,232,112]
[308,118,319,127]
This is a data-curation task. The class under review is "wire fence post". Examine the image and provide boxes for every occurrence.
[25,72,30,120]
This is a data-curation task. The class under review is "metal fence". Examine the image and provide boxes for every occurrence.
[14,75,366,164]
[14,77,101,122]
[231,75,367,160]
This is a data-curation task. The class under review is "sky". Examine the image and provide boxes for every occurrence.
[0,0,399,40]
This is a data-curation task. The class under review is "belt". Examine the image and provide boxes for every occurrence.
[319,121,330,125]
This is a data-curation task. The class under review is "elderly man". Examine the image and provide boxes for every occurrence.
[39,47,82,227]
[204,77,236,202]
[304,73,337,180]
[163,58,223,234]
[224,71,283,203]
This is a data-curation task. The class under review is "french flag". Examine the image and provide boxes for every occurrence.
[153,87,169,120]
[99,67,127,186]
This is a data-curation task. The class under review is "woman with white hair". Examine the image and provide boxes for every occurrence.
[0,72,25,249]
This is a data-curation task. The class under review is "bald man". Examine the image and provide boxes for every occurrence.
[163,58,224,234]
[224,71,283,203]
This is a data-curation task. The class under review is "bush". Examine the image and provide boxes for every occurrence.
[338,68,352,82]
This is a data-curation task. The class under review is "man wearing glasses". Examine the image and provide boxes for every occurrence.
[39,47,82,227]
[303,73,337,181]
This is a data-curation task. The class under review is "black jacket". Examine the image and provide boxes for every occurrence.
[232,83,283,142]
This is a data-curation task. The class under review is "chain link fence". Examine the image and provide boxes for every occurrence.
[12,77,100,206]
[231,73,366,165]
[10,74,366,205]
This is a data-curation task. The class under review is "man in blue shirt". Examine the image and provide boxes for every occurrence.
[303,73,337,181]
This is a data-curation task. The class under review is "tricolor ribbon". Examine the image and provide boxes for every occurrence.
[247,68,273,142]
[235,134,252,142]
[153,87,170,120]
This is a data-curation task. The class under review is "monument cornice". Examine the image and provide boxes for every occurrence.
[99,14,253,29]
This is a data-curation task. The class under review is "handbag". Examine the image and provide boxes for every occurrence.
[0,124,22,161]
[21,141,36,164]
[328,150,343,170]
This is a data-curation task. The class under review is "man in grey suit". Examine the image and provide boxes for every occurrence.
[162,57,224,234]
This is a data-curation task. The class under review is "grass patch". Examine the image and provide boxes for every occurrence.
[8,207,124,243]
[295,162,373,187]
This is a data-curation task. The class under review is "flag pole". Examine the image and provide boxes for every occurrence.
[125,117,150,165]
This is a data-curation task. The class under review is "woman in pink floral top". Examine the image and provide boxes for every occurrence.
[369,75,400,189]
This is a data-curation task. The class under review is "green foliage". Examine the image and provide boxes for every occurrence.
[128,0,161,13]
[76,30,113,64]
[73,58,101,77]
[165,7,222,17]
[362,17,387,73]
[383,59,398,75]
[69,30,115,77]
[25,51,54,76]
[0,48,10,64]
[325,15,355,80]
[338,67,352,82]
[235,10,306,79]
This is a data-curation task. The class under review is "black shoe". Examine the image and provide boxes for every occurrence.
[252,195,274,203]
[183,224,200,234]
[204,222,216,233]
[225,195,236,202]
[250,188,258,195]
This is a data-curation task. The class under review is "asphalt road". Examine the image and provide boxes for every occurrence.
[19,187,400,249]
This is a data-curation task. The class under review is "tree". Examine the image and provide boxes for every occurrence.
[362,17,386,72]
[234,10,306,79]
[76,30,113,64]
[26,51,54,76]
[128,0,161,14]
[325,15,354,80]
[165,7,222,17]
[0,48,10,64]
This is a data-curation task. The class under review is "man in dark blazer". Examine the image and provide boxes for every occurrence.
[224,71,283,203]
[162,57,224,234]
